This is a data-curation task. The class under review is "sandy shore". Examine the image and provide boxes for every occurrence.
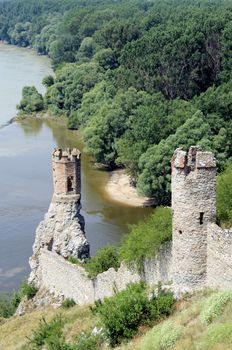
[105,170,155,207]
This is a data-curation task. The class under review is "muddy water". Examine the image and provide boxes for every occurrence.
[0,46,152,292]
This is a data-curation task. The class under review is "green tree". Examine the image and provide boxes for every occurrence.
[17,86,44,113]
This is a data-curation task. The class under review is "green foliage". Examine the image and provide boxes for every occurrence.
[85,245,120,279]
[27,314,67,349]
[137,111,212,202]
[42,75,54,88]
[17,86,44,113]
[68,256,80,265]
[197,323,232,349]
[3,0,232,206]
[120,207,172,268]
[61,298,76,309]
[93,283,174,346]
[201,291,232,324]
[75,330,104,350]
[0,292,20,318]
[20,281,38,300]
[216,162,232,227]
[137,320,183,350]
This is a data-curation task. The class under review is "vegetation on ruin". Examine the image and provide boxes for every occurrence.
[120,207,172,268]
[216,162,232,228]
[0,281,38,319]
[84,245,120,278]
[1,288,232,349]
[1,0,231,205]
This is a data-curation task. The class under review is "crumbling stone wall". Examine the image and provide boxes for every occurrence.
[171,146,217,295]
[207,223,232,289]
[36,242,172,304]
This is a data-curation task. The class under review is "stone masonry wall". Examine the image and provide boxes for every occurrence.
[172,146,216,295]
[207,223,232,289]
[52,148,81,196]
[37,241,172,304]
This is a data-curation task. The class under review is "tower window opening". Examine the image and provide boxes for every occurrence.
[179,230,182,234]
[67,176,74,192]
[199,212,204,225]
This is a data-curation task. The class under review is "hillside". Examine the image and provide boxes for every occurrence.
[1,290,232,350]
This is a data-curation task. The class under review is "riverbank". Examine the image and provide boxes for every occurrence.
[105,170,155,207]
[17,112,154,208]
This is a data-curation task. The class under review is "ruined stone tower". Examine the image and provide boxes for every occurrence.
[171,146,216,294]
[29,148,89,286]
[52,148,81,200]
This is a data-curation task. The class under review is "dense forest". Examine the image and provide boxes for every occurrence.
[1,0,232,205]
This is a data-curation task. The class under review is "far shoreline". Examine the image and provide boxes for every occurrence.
[105,169,155,208]
[17,112,155,208]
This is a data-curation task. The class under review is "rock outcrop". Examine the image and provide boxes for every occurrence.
[29,148,89,287]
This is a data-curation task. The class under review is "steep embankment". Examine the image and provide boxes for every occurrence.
[1,290,232,350]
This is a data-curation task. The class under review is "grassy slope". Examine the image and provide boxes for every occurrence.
[1,290,232,350]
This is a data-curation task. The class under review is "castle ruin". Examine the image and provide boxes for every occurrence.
[171,146,217,294]
[27,146,232,306]
[29,148,89,286]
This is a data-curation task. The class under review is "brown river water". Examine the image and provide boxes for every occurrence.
[0,44,152,292]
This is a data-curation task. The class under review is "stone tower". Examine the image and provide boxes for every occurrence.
[171,146,216,294]
[52,148,81,200]
[29,148,89,286]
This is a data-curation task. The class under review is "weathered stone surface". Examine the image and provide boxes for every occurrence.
[29,199,89,286]
[34,242,172,304]
[207,223,232,289]
[172,146,217,295]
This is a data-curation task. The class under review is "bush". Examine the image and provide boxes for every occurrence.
[216,162,232,228]
[120,207,172,269]
[17,86,44,113]
[68,256,81,265]
[93,283,175,346]
[201,291,232,324]
[28,314,67,349]
[197,323,232,349]
[20,281,38,300]
[84,245,120,278]
[138,320,183,350]
[75,330,104,350]
[0,294,17,318]
[61,298,76,309]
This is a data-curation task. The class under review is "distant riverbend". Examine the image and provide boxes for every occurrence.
[0,44,152,292]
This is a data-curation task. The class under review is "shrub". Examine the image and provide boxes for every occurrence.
[0,290,21,318]
[201,291,232,324]
[197,323,232,349]
[84,245,120,278]
[216,162,232,228]
[120,207,172,269]
[138,320,183,350]
[93,283,175,346]
[28,314,66,349]
[61,298,76,309]
[68,256,81,265]
[75,330,104,350]
[20,281,38,300]
[17,86,44,113]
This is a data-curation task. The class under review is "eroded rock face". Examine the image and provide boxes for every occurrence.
[29,197,89,286]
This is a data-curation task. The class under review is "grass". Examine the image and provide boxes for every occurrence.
[1,289,232,350]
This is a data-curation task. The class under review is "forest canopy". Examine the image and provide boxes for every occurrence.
[1,0,231,204]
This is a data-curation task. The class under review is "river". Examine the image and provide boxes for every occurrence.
[0,44,152,292]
